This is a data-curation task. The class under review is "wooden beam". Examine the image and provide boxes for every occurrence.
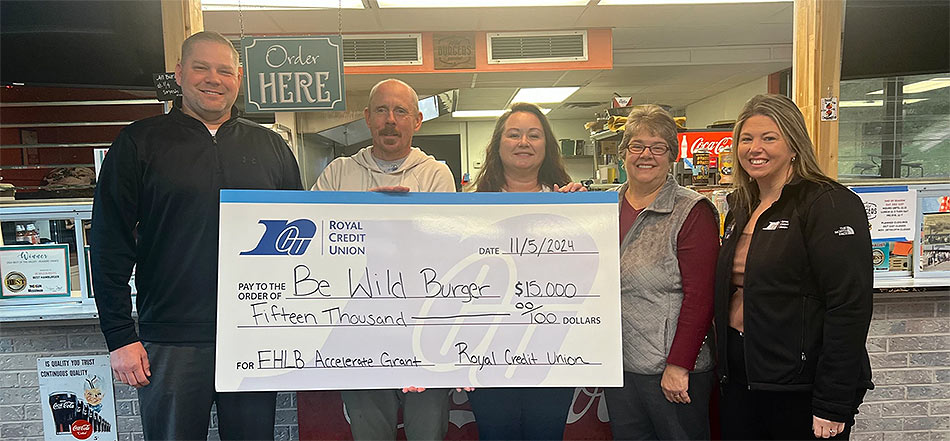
[792,0,844,179]
[161,0,205,72]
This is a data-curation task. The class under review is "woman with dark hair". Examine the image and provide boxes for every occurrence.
[472,102,580,193]
[715,94,873,439]
[607,104,720,440]
[467,102,583,440]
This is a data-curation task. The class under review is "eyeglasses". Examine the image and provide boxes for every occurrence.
[626,143,670,156]
[372,106,414,119]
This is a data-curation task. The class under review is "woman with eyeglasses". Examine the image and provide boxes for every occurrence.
[606,104,719,440]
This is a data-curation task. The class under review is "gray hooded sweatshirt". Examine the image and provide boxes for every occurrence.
[312,146,456,192]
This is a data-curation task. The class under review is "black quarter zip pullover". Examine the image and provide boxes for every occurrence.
[91,107,302,352]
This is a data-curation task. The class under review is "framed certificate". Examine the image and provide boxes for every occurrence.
[1,244,71,298]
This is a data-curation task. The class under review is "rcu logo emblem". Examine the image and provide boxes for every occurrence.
[241,219,317,256]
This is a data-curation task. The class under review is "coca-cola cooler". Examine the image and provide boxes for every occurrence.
[675,130,733,186]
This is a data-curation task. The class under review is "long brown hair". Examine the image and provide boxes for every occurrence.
[473,102,571,192]
[731,94,835,214]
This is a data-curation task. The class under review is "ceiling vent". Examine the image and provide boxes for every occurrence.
[343,34,423,66]
[487,31,587,64]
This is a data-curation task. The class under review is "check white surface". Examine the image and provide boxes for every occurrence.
[215,191,621,392]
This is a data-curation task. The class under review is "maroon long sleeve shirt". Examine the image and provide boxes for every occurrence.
[620,198,720,370]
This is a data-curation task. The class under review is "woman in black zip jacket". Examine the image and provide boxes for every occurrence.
[714,94,873,440]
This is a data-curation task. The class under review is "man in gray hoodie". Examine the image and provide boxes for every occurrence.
[313,79,455,193]
[312,78,455,440]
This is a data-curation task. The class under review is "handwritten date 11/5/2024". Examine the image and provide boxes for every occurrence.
[509,237,576,256]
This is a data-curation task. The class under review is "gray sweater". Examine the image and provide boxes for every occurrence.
[618,175,716,375]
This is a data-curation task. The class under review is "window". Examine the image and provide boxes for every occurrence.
[838,73,950,181]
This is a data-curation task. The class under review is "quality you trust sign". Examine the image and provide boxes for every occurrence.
[243,36,346,112]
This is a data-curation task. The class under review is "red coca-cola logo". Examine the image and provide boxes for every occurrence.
[689,136,733,155]
[70,420,93,440]
[677,131,733,160]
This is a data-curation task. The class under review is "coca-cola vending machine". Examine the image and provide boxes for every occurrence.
[676,130,733,186]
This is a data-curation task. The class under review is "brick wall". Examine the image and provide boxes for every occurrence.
[0,320,299,441]
[854,294,950,441]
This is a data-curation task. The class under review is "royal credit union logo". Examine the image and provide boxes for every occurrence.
[241,219,316,256]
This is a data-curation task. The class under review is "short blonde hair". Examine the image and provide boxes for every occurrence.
[620,104,679,162]
[181,31,240,66]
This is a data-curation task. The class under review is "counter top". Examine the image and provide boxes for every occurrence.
[0,300,104,322]
[0,198,92,207]
[874,276,950,290]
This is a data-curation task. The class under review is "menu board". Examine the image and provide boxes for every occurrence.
[151,72,181,101]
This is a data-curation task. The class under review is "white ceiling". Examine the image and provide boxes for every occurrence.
[204,2,794,120]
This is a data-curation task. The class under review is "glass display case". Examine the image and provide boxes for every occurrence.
[0,199,100,320]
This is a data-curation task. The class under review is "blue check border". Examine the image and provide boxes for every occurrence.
[221,190,616,205]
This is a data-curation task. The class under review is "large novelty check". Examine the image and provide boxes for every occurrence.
[215,190,621,392]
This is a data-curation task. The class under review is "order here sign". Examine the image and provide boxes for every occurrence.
[243,36,346,112]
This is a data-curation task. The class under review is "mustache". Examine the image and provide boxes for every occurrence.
[379,127,400,136]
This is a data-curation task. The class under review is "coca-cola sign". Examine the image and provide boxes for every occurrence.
[677,131,732,161]
[71,420,93,439]
[38,355,117,441]
[52,401,75,410]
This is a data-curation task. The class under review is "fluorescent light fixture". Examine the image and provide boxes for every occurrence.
[202,0,364,10]
[839,99,929,108]
[452,109,551,118]
[864,78,949,95]
[452,110,506,118]
[378,0,588,7]
[511,87,579,104]
[599,0,790,4]
[903,78,950,94]
[839,100,883,108]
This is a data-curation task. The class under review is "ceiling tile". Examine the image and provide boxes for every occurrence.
[457,87,517,110]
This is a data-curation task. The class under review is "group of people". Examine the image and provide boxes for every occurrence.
[91,31,874,441]
[608,97,874,441]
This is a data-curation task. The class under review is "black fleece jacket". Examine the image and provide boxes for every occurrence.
[714,177,874,423]
[91,107,302,351]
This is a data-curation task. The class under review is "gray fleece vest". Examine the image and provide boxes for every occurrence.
[618,175,716,375]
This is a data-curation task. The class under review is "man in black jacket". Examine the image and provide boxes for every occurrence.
[91,31,302,440]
